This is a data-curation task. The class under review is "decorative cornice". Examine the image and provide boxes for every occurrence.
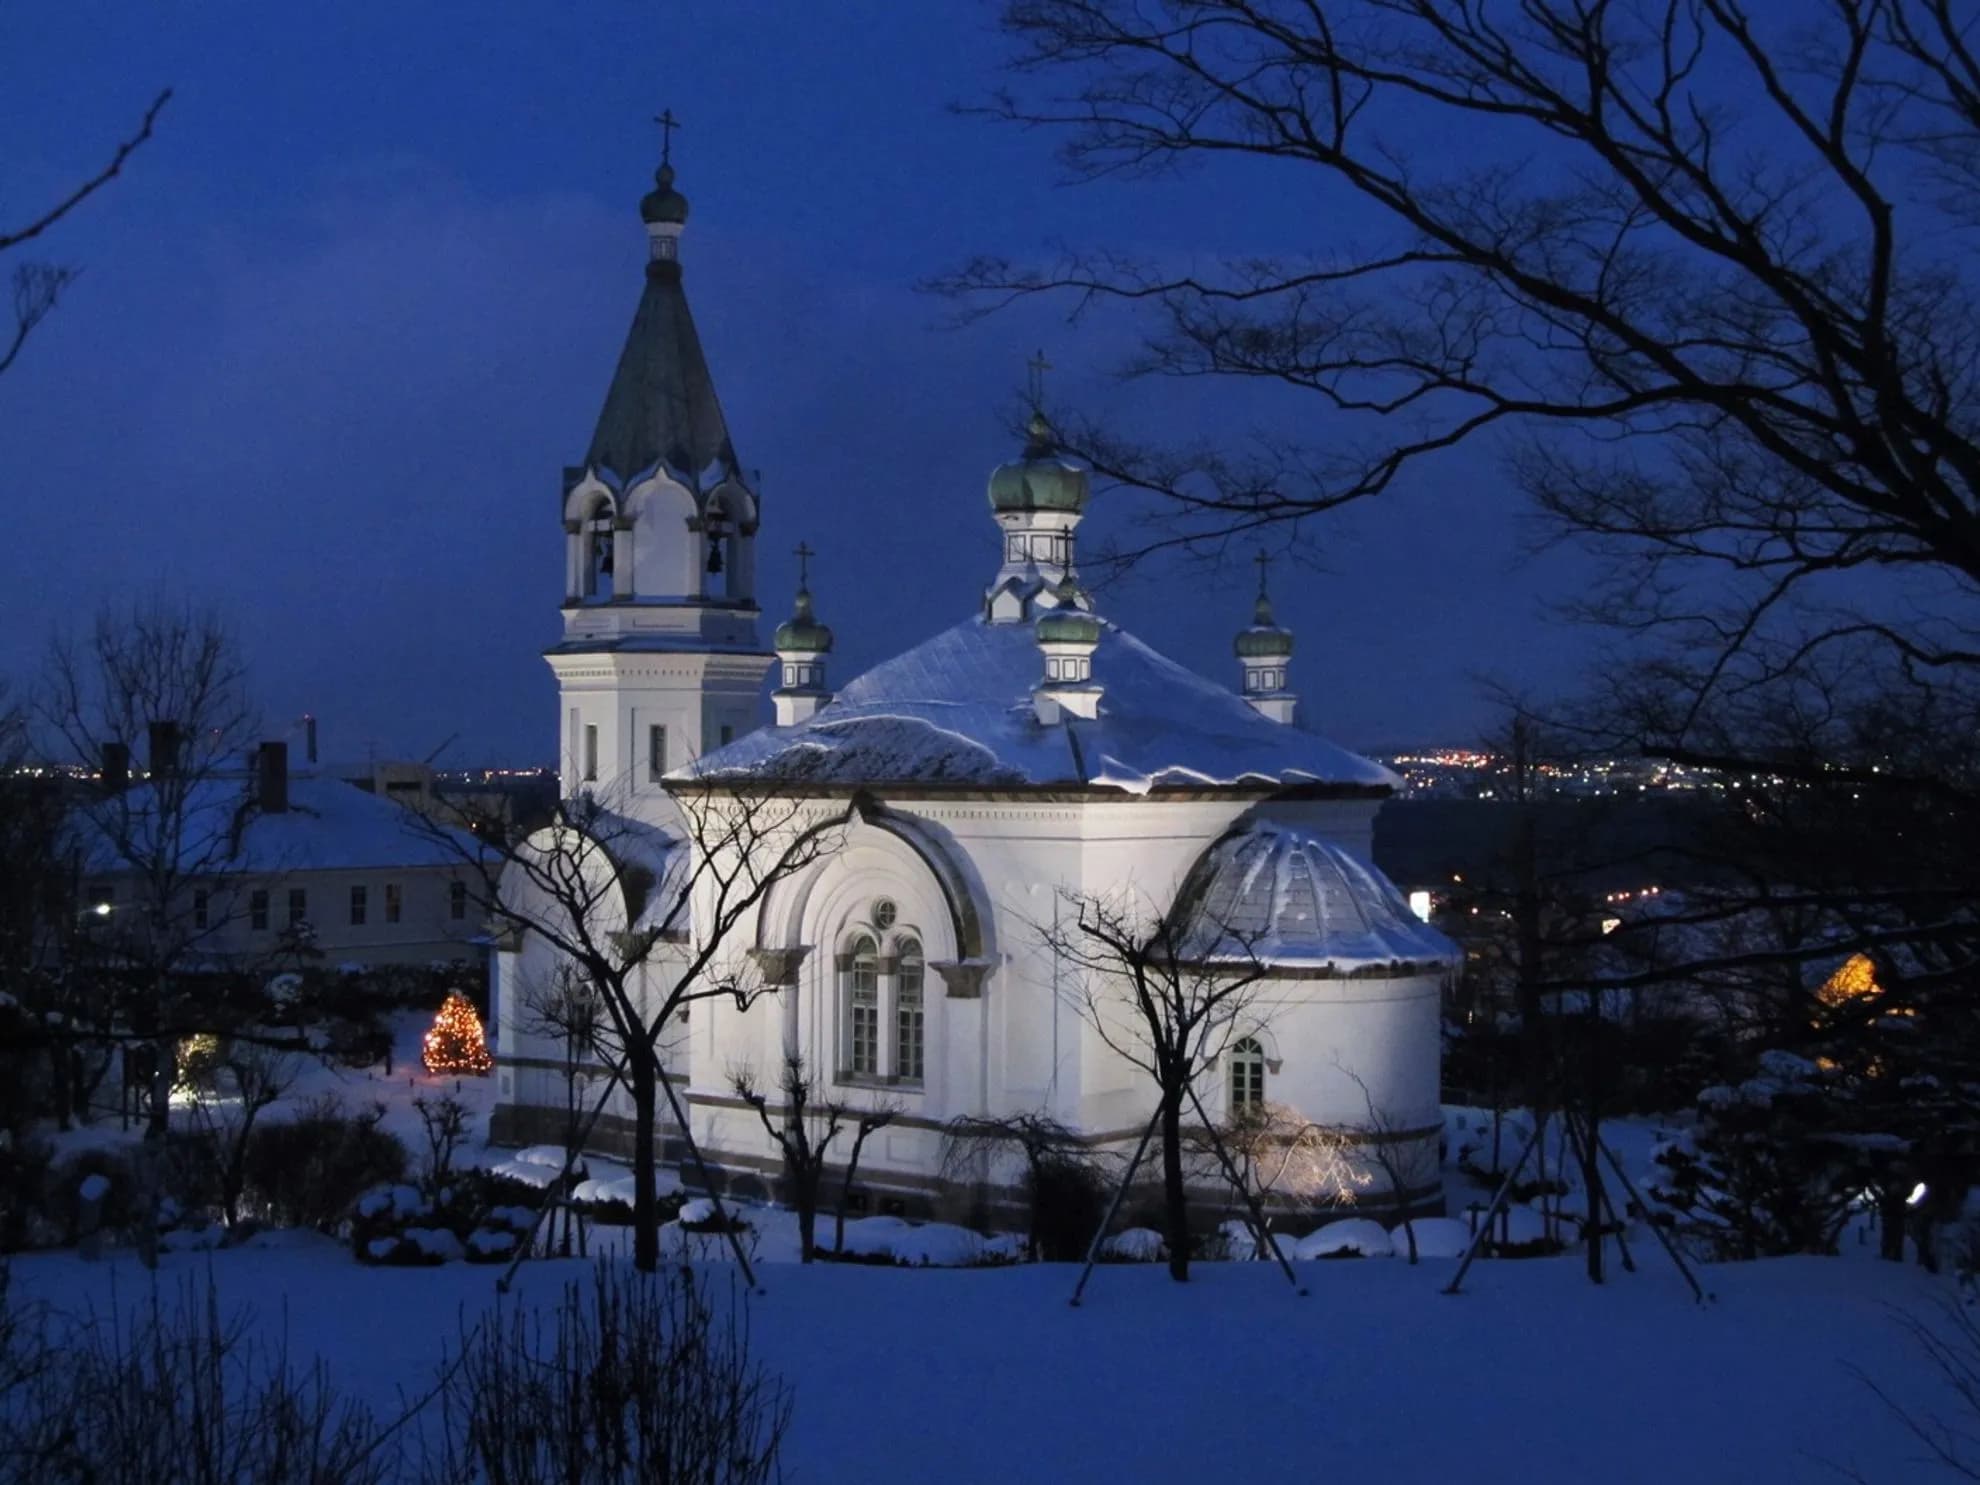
[746,944,811,988]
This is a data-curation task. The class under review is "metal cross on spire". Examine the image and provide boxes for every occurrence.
[1255,547,1273,597]
[1026,348,1053,410]
[794,541,815,587]
[653,108,681,166]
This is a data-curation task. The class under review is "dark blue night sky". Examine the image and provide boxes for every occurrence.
[2,1,1607,766]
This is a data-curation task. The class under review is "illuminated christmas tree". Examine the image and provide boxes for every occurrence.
[422,991,493,1076]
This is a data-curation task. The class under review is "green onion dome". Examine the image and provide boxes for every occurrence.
[988,412,1089,514]
[1036,577,1100,646]
[641,163,690,226]
[773,588,833,653]
[1235,592,1294,659]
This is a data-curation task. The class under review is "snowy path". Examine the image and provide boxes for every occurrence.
[9,1242,1957,1483]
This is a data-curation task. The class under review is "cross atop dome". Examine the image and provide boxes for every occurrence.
[640,107,690,235]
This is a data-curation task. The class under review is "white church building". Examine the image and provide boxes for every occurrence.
[489,153,1457,1222]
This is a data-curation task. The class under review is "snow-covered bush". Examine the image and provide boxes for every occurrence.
[1294,1219,1392,1259]
[1101,1226,1166,1262]
[350,1169,543,1267]
[1651,1050,1864,1259]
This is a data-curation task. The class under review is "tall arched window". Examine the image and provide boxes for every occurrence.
[895,937,924,1085]
[1229,1037,1266,1116]
[845,935,879,1077]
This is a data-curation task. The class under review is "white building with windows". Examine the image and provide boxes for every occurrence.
[490,156,1456,1220]
[76,740,481,972]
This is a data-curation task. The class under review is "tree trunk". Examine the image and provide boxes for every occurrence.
[1160,1088,1189,1282]
[629,1055,659,1273]
[147,1031,173,1139]
[798,1166,820,1263]
[1878,1183,1908,1262]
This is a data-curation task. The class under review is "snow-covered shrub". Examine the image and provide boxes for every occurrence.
[432,1262,790,1484]
[1101,1226,1166,1262]
[351,1168,544,1267]
[1651,1050,1864,1259]
[679,1196,750,1234]
[815,1218,1012,1268]
[1294,1219,1393,1259]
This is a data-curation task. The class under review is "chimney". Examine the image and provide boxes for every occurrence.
[257,741,289,814]
[101,741,130,795]
[147,720,181,779]
[304,714,318,765]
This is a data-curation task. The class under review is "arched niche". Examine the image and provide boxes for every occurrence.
[701,479,758,604]
[624,472,699,600]
[562,477,619,602]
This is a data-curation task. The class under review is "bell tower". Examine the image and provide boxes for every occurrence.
[546,123,773,799]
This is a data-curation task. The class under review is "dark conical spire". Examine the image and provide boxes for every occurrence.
[583,142,739,487]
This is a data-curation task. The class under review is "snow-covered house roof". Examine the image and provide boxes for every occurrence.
[73,775,477,878]
[1177,823,1458,970]
[680,617,1395,794]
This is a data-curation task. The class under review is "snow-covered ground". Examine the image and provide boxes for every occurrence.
[13,1019,1978,1481]
[8,1238,1965,1484]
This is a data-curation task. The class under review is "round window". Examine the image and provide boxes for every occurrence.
[872,898,898,931]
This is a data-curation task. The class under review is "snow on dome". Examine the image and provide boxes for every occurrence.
[1177,823,1459,970]
[681,617,1396,793]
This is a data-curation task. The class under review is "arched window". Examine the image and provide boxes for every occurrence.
[1229,1037,1266,1116]
[584,499,615,597]
[845,935,879,1077]
[895,937,924,1085]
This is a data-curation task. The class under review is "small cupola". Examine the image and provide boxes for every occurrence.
[985,357,1092,625]
[641,112,690,268]
[1236,554,1297,724]
[1033,575,1103,724]
[772,543,834,726]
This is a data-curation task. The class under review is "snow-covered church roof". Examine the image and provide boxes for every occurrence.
[685,616,1395,794]
[1177,823,1458,970]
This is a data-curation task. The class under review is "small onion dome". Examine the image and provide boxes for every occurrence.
[1176,824,1459,969]
[641,163,690,226]
[773,588,833,653]
[1036,574,1099,644]
[988,411,1089,514]
[1036,604,1101,646]
[1235,592,1294,659]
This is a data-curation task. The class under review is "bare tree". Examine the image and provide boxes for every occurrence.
[941,1110,1098,1259]
[730,1052,900,1263]
[520,963,608,1256]
[1197,1100,1366,1241]
[433,783,842,1272]
[183,1041,303,1229]
[962,2,1980,1177]
[3,89,170,379]
[1041,885,1271,1281]
[42,600,262,1136]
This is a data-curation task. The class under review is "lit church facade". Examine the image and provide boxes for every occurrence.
[489,153,1456,1220]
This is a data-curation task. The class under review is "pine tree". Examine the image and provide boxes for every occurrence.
[422,991,492,1076]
